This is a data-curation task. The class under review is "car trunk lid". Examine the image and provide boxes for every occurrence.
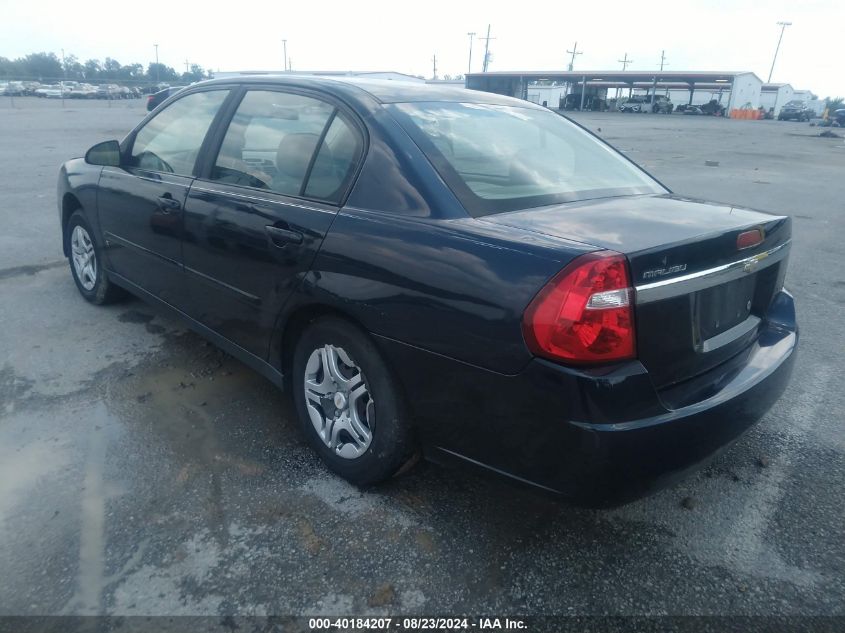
[482,194,791,391]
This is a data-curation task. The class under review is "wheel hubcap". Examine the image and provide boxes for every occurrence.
[304,344,374,459]
[70,226,97,291]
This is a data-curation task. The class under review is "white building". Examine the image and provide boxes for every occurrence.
[761,83,795,116]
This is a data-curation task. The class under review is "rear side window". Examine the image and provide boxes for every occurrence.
[130,90,228,176]
[304,113,363,203]
[391,101,664,215]
[210,90,362,203]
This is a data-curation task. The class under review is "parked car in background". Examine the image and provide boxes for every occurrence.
[97,84,122,99]
[59,76,798,504]
[618,94,672,114]
[650,95,674,113]
[35,84,63,98]
[619,96,646,113]
[2,81,25,96]
[145,85,185,111]
[778,100,813,121]
[68,83,98,99]
[22,81,42,95]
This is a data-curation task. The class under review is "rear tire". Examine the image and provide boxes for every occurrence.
[66,211,125,305]
[291,317,416,486]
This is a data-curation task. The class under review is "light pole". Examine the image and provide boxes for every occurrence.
[467,32,476,74]
[767,21,792,83]
[154,43,160,84]
[61,48,66,107]
[282,40,288,71]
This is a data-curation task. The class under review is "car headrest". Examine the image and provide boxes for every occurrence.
[276,133,320,179]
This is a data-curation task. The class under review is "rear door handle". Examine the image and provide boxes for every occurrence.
[265,224,303,246]
[157,195,182,212]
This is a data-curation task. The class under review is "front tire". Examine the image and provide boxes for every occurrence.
[66,211,125,305]
[291,317,416,486]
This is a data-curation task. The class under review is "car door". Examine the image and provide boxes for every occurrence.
[97,88,230,305]
[181,88,365,358]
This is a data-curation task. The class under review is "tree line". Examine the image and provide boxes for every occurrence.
[0,51,212,85]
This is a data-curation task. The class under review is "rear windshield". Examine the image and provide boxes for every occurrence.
[390,101,664,216]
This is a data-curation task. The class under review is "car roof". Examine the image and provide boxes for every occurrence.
[188,74,541,109]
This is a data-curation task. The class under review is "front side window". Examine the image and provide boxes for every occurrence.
[210,90,361,203]
[391,101,665,215]
[130,90,228,176]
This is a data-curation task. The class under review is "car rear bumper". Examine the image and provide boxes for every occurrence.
[377,290,797,505]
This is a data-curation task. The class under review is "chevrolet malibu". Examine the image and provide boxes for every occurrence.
[58,77,797,504]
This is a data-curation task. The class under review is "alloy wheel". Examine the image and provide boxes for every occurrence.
[71,225,97,291]
[303,344,375,459]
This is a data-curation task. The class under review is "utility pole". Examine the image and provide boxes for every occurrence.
[282,40,288,71]
[768,21,792,82]
[432,54,438,80]
[154,43,160,84]
[659,50,668,71]
[480,25,495,72]
[566,41,582,72]
[616,53,633,101]
[185,59,190,73]
[467,32,476,74]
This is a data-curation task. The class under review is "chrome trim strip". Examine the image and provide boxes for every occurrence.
[103,232,181,267]
[184,265,261,305]
[701,315,761,353]
[635,240,791,304]
[191,185,336,215]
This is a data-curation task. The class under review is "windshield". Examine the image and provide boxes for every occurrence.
[391,101,664,216]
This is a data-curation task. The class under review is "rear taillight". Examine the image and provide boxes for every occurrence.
[523,251,636,364]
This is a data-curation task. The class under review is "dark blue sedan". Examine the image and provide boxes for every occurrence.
[58,76,797,504]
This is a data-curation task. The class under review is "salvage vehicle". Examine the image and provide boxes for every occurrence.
[778,100,812,121]
[619,96,646,112]
[146,85,185,111]
[57,77,798,504]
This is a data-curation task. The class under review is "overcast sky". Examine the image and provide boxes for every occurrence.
[1,0,842,97]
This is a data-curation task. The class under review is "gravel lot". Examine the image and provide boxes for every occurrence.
[0,97,843,623]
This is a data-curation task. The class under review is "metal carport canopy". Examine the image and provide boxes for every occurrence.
[465,70,744,84]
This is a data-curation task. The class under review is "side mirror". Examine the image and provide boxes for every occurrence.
[85,140,121,167]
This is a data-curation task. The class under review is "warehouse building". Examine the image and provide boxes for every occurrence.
[467,70,764,116]
[761,83,795,116]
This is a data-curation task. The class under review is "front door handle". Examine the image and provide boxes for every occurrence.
[265,224,303,246]
[157,195,181,212]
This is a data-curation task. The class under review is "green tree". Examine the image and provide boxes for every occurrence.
[84,59,103,80]
[181,63,210,83]
[147,62,179,83]
[20,52,63,80]
[826,97,844,112]
[63,54,85,80]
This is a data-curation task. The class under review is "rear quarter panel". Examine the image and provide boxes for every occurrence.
[291,208,596,375]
